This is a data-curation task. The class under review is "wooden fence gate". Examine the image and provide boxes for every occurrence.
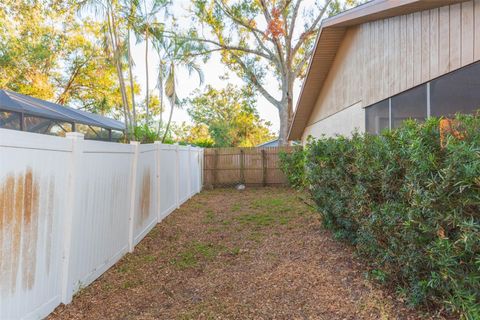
[203,146,299,188]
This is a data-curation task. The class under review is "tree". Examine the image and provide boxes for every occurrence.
[171,122,214,147]
[186,0,360,145]
[54,21,124,116]
[132,0,169,123]
[152,31,205,143]
[188,84,275,147]
[78,0,133,136]
[0,1,125,118]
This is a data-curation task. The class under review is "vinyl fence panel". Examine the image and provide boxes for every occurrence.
[65,139,135,301]
[0,130,71,320]
[132,143,159,247]
[177,147,190,203]
[158,144,178,219]
[0,129,203,320]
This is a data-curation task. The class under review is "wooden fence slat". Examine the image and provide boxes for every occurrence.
[203,146,300,188]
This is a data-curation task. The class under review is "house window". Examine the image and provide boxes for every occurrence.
[365,99,389,134]
[430,61,480,117]
[391,84,427,129]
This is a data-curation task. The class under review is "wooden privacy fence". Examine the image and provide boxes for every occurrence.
[203,146,299,187]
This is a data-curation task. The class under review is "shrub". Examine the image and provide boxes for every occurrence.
[279,147,305,190]
[298,115,480,318]
[133,124,159,143]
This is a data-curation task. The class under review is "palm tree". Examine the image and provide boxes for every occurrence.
[152,35,204,142]
[133,0,168,124]
[78,0,132,136]
[121,0,139,127]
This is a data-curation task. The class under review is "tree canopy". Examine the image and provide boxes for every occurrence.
[188,84,274,147]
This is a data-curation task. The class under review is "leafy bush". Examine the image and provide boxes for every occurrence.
[297,115,480,318]
[279,147,305,190]
[133,124,160,143]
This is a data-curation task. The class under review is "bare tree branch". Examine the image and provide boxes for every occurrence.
[292,0,331,57]
[231,52,281,108]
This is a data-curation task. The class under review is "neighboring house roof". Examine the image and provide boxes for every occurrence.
[288,0,467,140]
[0,90,125,131]
[256,139,279,147]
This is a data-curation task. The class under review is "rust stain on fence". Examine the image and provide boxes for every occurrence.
[139,168,151,226]
[0,168,48,296]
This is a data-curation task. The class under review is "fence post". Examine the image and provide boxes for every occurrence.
[240,148,245,184]
[128,141,140,252]
[175,144,180,208]
[187,146,192,198]
[262,149,267,187]
[61,132,84,304]
[154,141,162,222]
[213,149,218,188]
[201,149,204,190]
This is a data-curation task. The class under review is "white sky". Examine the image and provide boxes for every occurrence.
[130,0,333,135]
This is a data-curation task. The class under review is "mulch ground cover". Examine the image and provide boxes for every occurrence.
[49,188,434,320]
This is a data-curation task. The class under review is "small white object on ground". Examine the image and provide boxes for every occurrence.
[236,184,246,190]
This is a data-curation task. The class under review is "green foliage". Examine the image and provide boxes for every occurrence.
[133,124,159,143]
[188,84,274,147]
[171,122,215,147]
[302,115,480,318]
[279,148,305,190]
[0,1,125,118]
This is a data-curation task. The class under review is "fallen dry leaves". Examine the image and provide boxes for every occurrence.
[49,188,433,320]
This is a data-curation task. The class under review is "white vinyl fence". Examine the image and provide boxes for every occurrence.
[0,129,203,320]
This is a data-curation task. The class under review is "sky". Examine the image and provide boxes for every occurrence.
[129,0,325,135]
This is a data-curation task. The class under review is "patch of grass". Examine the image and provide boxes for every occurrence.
[230,203,242,212]
[226,246,241,256]
[248,231,266,243]
[143,254,157,262]
[236,211,293,228]
[171,241,223,269]
[251,197,286,209]
[237,213,276,226]
[279,216,291,225]
[171,251,197,269]
[203,210,215,224]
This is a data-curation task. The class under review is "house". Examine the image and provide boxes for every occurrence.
[256,138,280,147]
[288,0,480,143]
[0,90,125,141]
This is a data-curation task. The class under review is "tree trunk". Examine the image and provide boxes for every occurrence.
[162,98,174,143]
[127,29,137,127]
[109,10,132,138]
[145,29,150,123]
[278,101,290,146]
[157,68,164,135]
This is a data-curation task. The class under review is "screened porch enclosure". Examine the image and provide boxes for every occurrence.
[0,90,125,141]
[365,60,480,135]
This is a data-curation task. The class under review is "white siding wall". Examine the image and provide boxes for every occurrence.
[302,102,364,143]
[305,1,480,140]
[0,129,203,319]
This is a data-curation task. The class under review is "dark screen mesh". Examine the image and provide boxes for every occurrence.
[0,111,21,130]
[366,99,389,134]
[431,61,480,117]
[391,84,427,129]
[24,116,72,137]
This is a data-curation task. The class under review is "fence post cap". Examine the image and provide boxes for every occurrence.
[130,141,140,146]
[66,132,84,140]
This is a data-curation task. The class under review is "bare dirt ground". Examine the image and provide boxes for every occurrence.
[49,188,426,320]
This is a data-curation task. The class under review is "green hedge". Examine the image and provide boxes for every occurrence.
[283,115,480,319]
